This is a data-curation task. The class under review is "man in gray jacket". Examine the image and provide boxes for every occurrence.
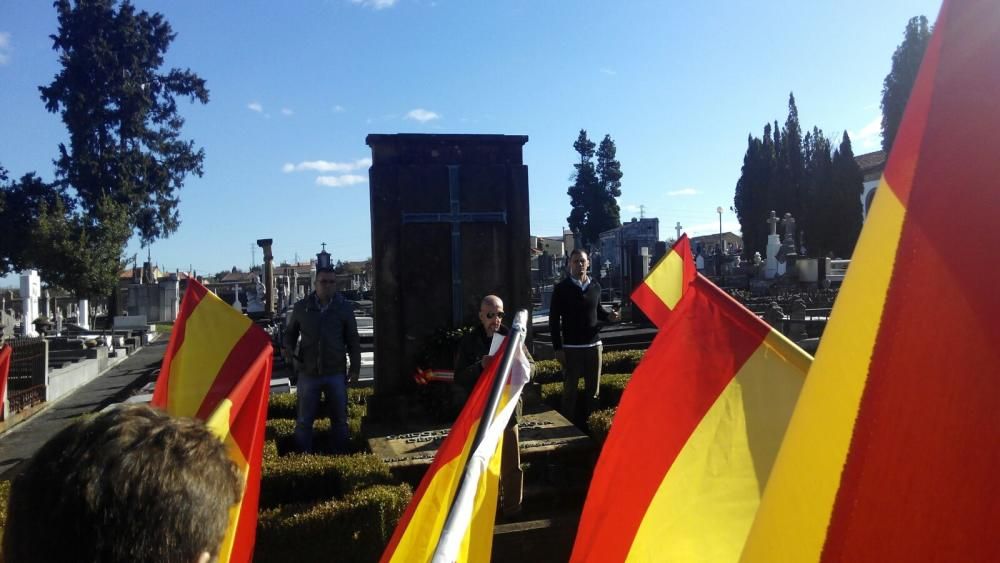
[283,266,361,453]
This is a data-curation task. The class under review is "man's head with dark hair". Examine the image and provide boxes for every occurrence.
[315,266,338,302]
[3,404,243,563]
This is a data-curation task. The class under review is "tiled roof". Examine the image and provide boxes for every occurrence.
[855,150,887,182]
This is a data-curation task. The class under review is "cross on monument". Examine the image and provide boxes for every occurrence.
[675,221,683,240]
[402,165,507,326]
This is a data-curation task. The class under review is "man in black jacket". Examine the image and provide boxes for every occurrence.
[454,295,523,516]
[283,266,361,453]
[550,248,619,425]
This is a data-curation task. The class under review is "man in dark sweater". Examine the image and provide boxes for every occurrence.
[550,248,619,425]
[454,295,523,516]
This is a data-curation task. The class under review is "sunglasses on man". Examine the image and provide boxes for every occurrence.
[485,311,505,320]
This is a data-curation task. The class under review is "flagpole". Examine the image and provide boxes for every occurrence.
[433,309,527,555]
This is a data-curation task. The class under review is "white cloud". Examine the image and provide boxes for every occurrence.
[405,108,440,123]
[622,204,642,213]
[281,108,294,116]
[316,174,367,187]
[332,105,345,113]
[668,188,699,197]
[351,0,397,9]
[849,115,882,151]
[282,158,372,173]
[0,32,11,65]
[247,101,263,113]
[599,67,616,76]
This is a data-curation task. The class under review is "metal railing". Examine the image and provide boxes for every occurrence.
[5,337,47,414]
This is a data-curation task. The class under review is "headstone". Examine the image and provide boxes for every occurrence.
[55,306,63,335]
[77,298,90,330]
[232,285,242,311]
[765,210,781,279]
[366,133,531,421]
[20,270,41,337]
[246,275,265,313]
[1,310,14,340]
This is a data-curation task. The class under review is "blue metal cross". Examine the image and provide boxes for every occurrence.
[402,165,507,326]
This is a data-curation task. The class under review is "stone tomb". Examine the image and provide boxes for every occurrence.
[366,134,532,422]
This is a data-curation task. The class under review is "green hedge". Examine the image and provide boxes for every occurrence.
[532,349,644,385]
[533,359,562,383]
[539,373,632,412]
[255,483,412,562]
[587,407,617,448]
[267,386,373,420]
[0,480,9,544]
[265,414,365,455]
[260,453,395,509]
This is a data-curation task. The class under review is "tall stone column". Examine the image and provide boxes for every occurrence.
[256,238,275,315]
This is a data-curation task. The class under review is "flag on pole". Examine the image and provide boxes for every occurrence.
[0,344,11,421]
[571,237,811,562]
[630,233,696,328]
[381,323,530,563]
[741,1,1000,561]
[151,278,273,563]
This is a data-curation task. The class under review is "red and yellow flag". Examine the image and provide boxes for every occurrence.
[571,237,811,562]
[741,1,1000,561]
[381,336,529,563]
[630,233,696,328]
[0,344,11,421]
[151,278,273,563]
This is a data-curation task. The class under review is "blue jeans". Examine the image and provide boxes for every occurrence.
[294,373,349,454]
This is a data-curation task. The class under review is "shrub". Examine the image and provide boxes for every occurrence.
[260,453,395,509]
[602,349,645,374]
[268,386,373,420]
[255,483,412,562]
[0,480,9,542]
[539,374,632,411]
[533,359,562,383]
[266,411,367,455]
[587,407,617,448]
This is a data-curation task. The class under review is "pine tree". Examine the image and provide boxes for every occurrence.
[567,129,597,248]
[40,0,209,247]
[881,16,931,153]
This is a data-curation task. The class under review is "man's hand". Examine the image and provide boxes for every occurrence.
[608,310,621,322]
[554,349,566,368]
[348,371,360,384]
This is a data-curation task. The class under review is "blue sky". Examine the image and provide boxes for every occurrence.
[0,0,940,284]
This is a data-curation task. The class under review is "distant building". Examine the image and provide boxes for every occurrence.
[598,217,660,272]
[689,232,743,256]
[855,150,887,220]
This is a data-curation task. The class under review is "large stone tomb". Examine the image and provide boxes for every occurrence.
[366,134,531,422]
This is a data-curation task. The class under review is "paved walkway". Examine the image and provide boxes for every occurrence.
[0,338,168,480]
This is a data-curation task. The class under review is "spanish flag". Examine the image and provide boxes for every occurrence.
[151,278,273,563]
[741,1,1000,561]
[571,237,811,562]
[630,233,696,328]
[381,329,530,563]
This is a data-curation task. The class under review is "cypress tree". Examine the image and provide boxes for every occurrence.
[881,16,932,153]
[830,132,864,257]
[595,134,623,236]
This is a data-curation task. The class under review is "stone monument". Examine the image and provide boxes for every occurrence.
[366,133,531,422]
[256,238,275,314]
[765,210,781,279]
[246,275,266,313]
[20,270,41,337]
